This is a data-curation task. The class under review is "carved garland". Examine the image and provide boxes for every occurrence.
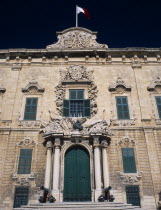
[55,65,98,116]
[117,171,143,185]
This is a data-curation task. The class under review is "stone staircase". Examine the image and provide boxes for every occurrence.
[13,202,145,210]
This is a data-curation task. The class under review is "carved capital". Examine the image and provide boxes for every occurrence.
[101,140,108,148]
[117,171,143,185]
[46,141,53,149]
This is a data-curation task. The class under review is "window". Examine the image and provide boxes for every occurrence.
[122,148,136,173]
[13,187,29,208]
[126,186,140,206]
[155,96,161,119]
[116,96,130,119]
[18,149,32,174]
[63,89,90,117]
[24,98,38,120]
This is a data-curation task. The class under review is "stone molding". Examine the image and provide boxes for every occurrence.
[55,65,98,116]
[11,172,35,186]
[117,171,143,185]
[22,79,45,94]
[109,77,131,93]
[46,27,108,49]
[16,137,37,147]
[147,77,161,92]
[0,84,6,93]
[116,136,136,147]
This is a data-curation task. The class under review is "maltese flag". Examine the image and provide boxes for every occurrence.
[76,6,90,19]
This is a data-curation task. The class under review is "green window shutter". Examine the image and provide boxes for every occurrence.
[122,148,136,173]
[18,149,32,174]
[84,99,91,117]
[13,187,29,208]
[155,96,161,119]
[24,98,38,120]
[63,100,70,117]
[116,96,130,119]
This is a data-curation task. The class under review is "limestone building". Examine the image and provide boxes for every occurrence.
[0,27,161,210]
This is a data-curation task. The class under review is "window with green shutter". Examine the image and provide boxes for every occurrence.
[63,90,90,117]
[13,187,29,208]
[122,148,137,173]
[126,186,141,206]
[116,96,130,119]
[155,96,161,119]
[24,98,38,120]
[18,149,32,174]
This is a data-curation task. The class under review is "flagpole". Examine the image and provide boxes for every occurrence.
[76,5,78,27]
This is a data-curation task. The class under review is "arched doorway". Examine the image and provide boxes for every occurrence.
[64,145,91,201]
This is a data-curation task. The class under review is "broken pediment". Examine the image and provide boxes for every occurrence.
[46,27,108,50]
[147,77,161,92]
[109,77,131,93]
[22,79,45,94]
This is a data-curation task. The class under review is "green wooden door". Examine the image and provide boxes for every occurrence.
[64,146,91,201]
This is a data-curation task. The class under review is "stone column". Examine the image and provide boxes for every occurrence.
[101,141,110,188]
[44,141,53,189]
[52,137,61,202]
[93,136,102,201]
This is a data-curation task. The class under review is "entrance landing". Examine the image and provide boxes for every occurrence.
[13,202,145,210]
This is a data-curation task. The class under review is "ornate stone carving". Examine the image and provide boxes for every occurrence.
[116,137,136,146]
[11,172,35,185]
[55,65,98,116]
[41,117,112,138]
[111,119,135,126]
[46,27,108,49]
[0,84,6,93]
[22,79,45,94]
[147,77,161,92]
[109,77,131,93]
[16,137,37,147]
[18,120,41,128]
[117,171,143,185]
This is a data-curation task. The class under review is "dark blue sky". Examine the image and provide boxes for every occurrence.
[0,0,161,49]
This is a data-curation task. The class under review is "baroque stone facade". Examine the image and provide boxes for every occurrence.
[0,27,161,210]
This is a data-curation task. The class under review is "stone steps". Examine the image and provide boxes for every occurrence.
[13,202,144,210]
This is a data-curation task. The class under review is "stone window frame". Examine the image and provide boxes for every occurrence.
[19,94,43,122]
[110,92,136,126]
[12,137,37,181]
[116,137,143,206]
[116,137,139,175]
[149,92,161,124]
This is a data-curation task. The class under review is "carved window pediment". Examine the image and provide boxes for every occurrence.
[46,27,108,49]
[116,137,136,147]
[16,137,37,147]
[0,84,6,93]
[22,79,45,94]
[147,77,161,93]
[109,77,131,93]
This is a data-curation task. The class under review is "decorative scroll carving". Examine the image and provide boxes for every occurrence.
[0,84,6,93]
[41,117,112,138]
[18,120,41,128]
[116,137,136,147]
[22,79,45,94]
[147,77,161,92]
[117,171,143,185]
[109,77,131,93]
[47,27,108,49]
[16,137,37,147]
[111,119,135,126]
[55,65,98,116]
[11,172,35,185]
